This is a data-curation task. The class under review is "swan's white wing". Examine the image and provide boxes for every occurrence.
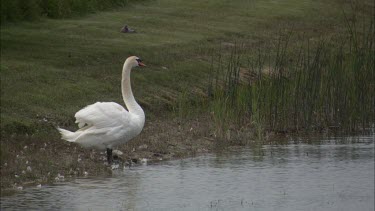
[66,102,143,149]
[74,102,129,129]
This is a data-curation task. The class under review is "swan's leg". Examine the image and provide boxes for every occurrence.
[107,148,113,164]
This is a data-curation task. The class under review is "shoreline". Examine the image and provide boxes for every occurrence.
[1,114,372,196]
[0,115,223,196]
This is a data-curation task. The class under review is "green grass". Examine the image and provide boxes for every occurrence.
[1,0,134,22]
[1,0,374,139]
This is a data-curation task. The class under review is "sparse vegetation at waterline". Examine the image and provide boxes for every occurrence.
[205,18,374,137]
[1,0,374,195]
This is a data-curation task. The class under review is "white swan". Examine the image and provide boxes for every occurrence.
[57,56,146,163]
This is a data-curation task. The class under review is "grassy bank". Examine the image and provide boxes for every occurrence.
[1,0,374,193]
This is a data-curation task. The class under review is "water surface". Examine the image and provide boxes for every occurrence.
[1,135,374,210]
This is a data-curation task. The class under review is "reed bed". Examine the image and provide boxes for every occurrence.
[207,19,374,135]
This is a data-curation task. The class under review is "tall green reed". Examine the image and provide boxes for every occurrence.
[208,19,374,136]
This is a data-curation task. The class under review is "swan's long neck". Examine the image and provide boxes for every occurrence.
[121,61,145,120]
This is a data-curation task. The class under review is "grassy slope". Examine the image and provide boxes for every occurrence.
[1,0,361,136]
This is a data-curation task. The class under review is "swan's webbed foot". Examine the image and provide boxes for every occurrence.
[106,148,113,164]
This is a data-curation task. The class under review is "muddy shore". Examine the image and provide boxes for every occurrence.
[1,115,272,196]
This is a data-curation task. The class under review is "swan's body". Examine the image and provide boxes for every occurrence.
[58,56,146,162]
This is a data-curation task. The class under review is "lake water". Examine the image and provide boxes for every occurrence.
[1,135,374,211]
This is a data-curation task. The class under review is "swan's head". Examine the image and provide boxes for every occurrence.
[126,56,146,68]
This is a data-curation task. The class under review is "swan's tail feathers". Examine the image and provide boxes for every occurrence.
[57,128,77,142]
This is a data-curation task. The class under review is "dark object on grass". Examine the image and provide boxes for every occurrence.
[121,25,136,33]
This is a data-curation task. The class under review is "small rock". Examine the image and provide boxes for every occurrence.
[15,174,20,178]
[113,150,123,156]
[131,158,138,164]
[84,171,89,176]
[24,146,28,149]
[140,158,148,164]
[138,144,148,150]
[26,166,32,172]
[4,162,7,167]
[36,184,42,188]
[111,163,119,170]
[124,160,132,166]
[16,186,23,190]
[22,170,26,174]
[55,173,65,181]
[153,153,162,157]
[26,160,29,164]
[162,66,168,70]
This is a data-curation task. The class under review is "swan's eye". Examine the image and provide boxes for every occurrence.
[136,58,146,67]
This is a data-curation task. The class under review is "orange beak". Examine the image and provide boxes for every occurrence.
[138,62,146,67]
